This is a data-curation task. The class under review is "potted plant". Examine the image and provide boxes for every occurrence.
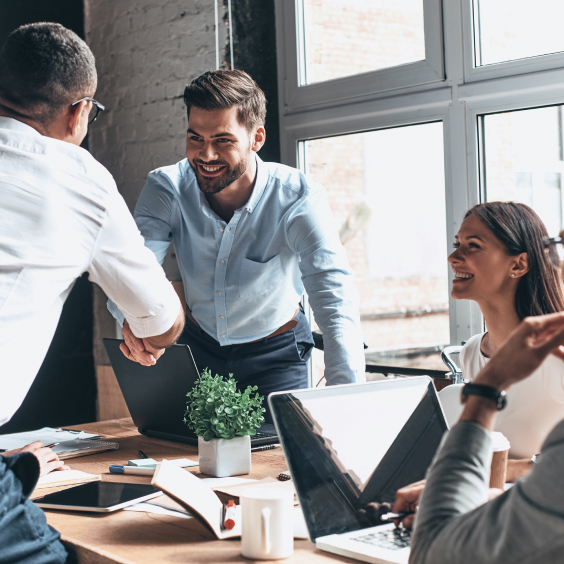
[183,369,266,477]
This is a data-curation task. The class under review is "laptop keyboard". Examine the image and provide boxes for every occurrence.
[352,528,411,551]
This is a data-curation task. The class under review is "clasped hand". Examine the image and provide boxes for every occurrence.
[119,320,166,366]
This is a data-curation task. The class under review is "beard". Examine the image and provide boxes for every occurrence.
[191,153,250,195]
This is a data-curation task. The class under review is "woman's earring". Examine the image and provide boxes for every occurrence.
[511,274,515,277]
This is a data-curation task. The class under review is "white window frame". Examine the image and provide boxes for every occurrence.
[275,0,564,356]
[277,0,444,114]
[462,0,564,83]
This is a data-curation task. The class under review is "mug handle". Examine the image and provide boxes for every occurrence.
[261,507,271,556]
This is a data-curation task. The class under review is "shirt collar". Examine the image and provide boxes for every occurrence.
[245,154,268,213]
[195,154,269,216]
[0,116,41,136]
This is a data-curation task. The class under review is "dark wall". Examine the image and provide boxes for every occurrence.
[0,1,96,434]
[229,0,281,164]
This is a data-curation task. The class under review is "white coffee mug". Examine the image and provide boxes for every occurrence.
[241,487,294,560]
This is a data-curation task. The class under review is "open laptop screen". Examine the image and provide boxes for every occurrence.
[269,377,447,541]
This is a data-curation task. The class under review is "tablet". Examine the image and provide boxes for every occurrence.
[34,481,162,512]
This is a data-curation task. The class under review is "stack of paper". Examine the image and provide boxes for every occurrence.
[0,427,102,451]
[35,469,101,489]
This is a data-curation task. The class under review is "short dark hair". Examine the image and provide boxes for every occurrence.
[0,23,96,125]
[466,202,564,319]
[183,70,266,131]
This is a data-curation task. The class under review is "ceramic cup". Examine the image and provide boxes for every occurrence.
[489,431,510,489]
[241,487,294,560]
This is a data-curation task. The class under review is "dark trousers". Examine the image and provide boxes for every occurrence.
[0,453,67,564]
[177,310,314,423]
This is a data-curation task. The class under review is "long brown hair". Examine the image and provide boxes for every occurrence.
[465,202,564,319]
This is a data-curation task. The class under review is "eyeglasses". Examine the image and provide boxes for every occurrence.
[543,237,564,270]
[71,97,105,124]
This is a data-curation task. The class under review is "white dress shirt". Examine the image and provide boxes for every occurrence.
[0,117,180,426]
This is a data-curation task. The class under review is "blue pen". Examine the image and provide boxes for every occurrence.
[109,465,154,476]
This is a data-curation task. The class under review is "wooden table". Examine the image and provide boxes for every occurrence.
[33,418,355,564]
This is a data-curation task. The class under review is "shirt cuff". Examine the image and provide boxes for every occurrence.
[125,285,181,339]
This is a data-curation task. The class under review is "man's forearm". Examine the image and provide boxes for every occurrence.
[410,421,492,564]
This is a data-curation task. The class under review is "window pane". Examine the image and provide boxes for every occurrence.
[302,123,449,383]
[483,106,564,236]
[300,0,425,86]
[475,0,564,66]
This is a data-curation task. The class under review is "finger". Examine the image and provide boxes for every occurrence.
[551,346,564,361]
[120,343,148,364]
[520,313,564,338]
[535,325,564,357]
[401,514,415,529]
[37,448,60,463]
[44,460,65,474]
[54,464,71,472]
[20,441,44,453]
[124,326,145,353]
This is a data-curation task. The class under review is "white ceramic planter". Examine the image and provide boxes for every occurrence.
[198,435,251,477]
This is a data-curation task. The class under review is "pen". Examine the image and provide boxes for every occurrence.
[44,443,59,449]
[223,499,236,530]
[109,464,154,476]
[138,450,149,459]
[380,511,415,522]
[251,444,279,452]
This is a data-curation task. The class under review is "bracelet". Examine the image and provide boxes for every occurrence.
[461,383,507,411]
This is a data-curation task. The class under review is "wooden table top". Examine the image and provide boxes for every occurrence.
[34,418,356,564]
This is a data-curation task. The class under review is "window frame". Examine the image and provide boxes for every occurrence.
[275,0,564,369]
[277,0,444,114]
[462,0,564,83]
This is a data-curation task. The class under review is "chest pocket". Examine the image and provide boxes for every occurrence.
[0,268,23,314]
[239,255,283,297]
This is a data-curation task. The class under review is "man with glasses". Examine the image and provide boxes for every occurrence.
[392,234,564,563]
[0,23,184,562]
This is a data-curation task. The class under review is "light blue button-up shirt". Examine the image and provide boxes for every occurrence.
[109,156,365,385]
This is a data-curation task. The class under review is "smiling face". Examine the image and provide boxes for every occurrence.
[448,214,528,303]
[185,106,263,195]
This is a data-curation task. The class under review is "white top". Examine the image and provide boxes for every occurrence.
[0,117,181,425]
[460,332,564,458]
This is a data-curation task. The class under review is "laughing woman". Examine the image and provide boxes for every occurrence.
[448,202,564,469]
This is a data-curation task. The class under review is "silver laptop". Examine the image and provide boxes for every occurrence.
[269,377,447,564]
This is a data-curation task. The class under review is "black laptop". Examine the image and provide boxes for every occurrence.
[103,338,278,447]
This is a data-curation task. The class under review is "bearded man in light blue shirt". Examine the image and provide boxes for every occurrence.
[112,70,365,419]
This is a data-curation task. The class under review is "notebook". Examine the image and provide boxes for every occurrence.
[35,469,101,489]
[52,439,119,460]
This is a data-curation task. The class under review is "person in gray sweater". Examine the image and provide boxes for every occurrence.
[394,233,564,564]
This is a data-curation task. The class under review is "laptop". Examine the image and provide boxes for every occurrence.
[103,338,278,447]
[269,377,448,564]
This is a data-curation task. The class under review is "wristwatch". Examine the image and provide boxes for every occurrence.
[461,383,507,410]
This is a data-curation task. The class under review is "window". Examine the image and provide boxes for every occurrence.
[276,0,564,383]
[482,106,564,235]
[303,123,449,383]
[299,0,425,85]
[474,0,564,67]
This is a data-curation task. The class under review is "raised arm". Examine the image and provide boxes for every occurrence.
[286,188,365,385]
